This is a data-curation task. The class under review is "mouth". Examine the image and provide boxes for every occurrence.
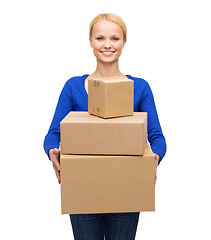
[100,51,115,56]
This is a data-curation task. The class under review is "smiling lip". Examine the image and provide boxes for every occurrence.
[100,51,115,56]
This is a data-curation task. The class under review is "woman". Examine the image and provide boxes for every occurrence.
[44,13,166,240]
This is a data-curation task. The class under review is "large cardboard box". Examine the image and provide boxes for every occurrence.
[88,78,134,118]
[60,111,147,155]
[60,144,155,214]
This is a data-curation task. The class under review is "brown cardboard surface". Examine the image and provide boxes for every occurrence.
[60,111,147,155]
[88,78,134,118]
[60,144,155,214]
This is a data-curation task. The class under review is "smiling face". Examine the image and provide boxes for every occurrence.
[89,20,126,64]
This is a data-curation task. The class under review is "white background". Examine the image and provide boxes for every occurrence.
[1,0,211,239]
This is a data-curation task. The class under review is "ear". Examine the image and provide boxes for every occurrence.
[89,37,93,48]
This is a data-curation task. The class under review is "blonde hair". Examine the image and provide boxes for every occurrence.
[89,13,127,42]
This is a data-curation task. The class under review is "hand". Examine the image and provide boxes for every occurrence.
[49,148,61,184]
[154,153,160,184]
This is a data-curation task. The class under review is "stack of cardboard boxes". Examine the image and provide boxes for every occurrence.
[60,78,156,214]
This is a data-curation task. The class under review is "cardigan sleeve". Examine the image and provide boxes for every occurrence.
[43,80,73,159]
[139,82,166,164]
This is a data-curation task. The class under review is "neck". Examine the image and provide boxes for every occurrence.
[91,60,125,78]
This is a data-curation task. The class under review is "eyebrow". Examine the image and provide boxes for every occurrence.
[95,34,121,37]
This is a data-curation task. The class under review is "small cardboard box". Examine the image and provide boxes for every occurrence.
[60,144,155,214]
[88,78,134,118]
[60,111,147,155]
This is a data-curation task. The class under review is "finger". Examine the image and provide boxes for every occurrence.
[51,148,61,184]
[53,161,60,174]
[54,159,60,172]
[52,155,61,171]
[53,166,61,183]
[52,158,61,183]
[56,169,61,184]
[54,149,61,166]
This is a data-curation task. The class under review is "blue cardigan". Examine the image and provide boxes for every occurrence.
[44,74,166,164]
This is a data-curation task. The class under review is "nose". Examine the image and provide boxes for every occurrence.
[104,39,111,49]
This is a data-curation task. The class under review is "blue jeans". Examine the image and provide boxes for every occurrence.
[69,212,140,240]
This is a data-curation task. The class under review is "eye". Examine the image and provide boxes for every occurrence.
[112,37,119,41]
[97,37,104,41]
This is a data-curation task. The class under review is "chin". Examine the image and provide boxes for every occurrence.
[98,58,118,64]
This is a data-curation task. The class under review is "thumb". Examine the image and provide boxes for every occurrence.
[53,148,60,155]
[53,148,60,160]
